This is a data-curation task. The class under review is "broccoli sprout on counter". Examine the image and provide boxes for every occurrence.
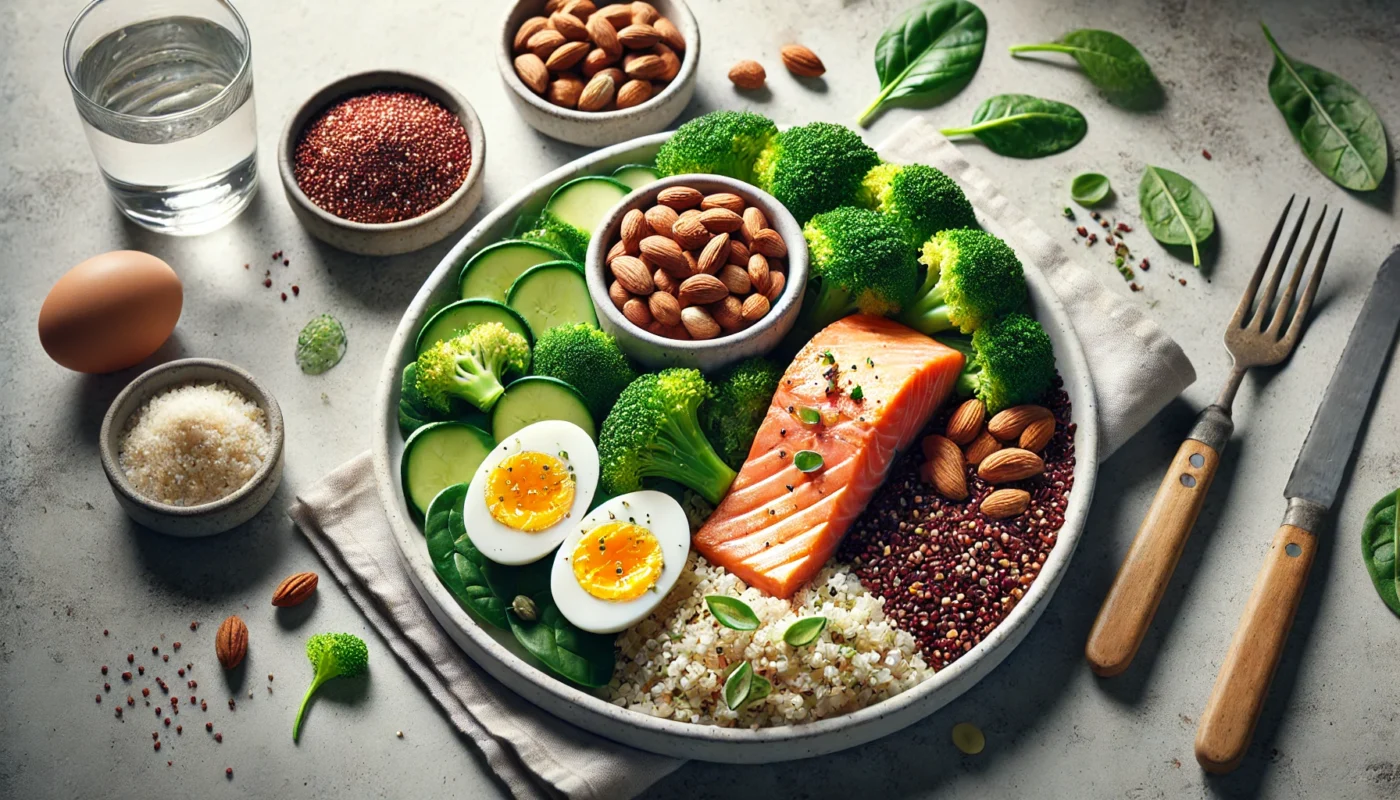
[902,228,1028,335]
[415,321,530,413]
[293,633,369,742]
[531,323,638,422]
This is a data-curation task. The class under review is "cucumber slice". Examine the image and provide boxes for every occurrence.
[538,176,631,259]
[416,299,533,355]
[401,421,494,516]
[491,377,596,442]
[506,263,598,340]
[459,239,570,302]
[611,164,661,190]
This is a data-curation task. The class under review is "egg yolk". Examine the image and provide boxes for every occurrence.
[485,451,575,532]
[571,521,664,602]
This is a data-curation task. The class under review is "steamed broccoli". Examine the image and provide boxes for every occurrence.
[415,322,531,413]
[946,312,1056,413]
[792,207,920,342]
[293,633,369,742]
[655,110,778,183]
[702,357,783,469]
[754,122,880,222]
[520,225,585,262]
[901,229,1027,335]
[858,162,977,244]
[532,323,638,421]
[598,368,737,505]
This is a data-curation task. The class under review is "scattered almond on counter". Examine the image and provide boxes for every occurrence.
[729,60,766,90]
[214,616,248,670]
[780,44,825,77]
[271,572,319,607]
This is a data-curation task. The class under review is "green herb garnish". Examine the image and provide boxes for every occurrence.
[1138,165,1214,267]
[850,385,865,401]
[794,450,824,473]
[1070,172,1111,206]
[783,617,828,647]
[797,406,822,425]
[705,596,760,631]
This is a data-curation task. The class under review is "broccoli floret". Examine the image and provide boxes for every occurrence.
[793,207,920,342]
[598,368,737,505]
[415,322,531,413]
[949,312,1056,413]
[296,314,347,375]
[655,111,779,183]
[858,162,977,244]
[293,633,369,741]
[901,229,1027,335]
[702,357,783,469]
[532,323,638,421]
[753,122,880,223]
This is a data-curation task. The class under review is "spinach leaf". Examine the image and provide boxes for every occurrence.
[1071,172,1111,206]
[398,363,437,437]
[1262,24,1389,192]
[1361,488,1399,617]
[940,94,1087,158]
[423,483,510,629]
[506,566,617,688]
[857,0,987,126]
[1138,165,1215,267]
[1010,30,1162,109]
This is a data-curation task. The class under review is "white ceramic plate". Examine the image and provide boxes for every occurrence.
[372,132,1100,763]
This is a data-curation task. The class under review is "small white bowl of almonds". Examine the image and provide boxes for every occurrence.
[586,174,808,372]
[499,0,699,147]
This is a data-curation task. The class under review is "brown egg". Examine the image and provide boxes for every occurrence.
[38,251,183,374]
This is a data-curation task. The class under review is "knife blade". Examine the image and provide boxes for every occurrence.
[1284,248,1400,511]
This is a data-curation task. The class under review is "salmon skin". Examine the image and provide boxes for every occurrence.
[695,315,965,598]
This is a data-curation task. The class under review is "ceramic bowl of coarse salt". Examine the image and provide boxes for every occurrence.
[99,358,284,537]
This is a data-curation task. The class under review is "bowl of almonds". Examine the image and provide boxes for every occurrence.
[500,0,699,147]
[586,174,808,372]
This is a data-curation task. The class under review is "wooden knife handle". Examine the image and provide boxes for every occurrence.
[1085,437,1221,676]
[1195,524,1317,774]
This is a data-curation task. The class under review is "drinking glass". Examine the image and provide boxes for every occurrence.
[64,0,259,236]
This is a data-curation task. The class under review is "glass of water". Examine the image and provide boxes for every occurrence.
[64,0,258,236]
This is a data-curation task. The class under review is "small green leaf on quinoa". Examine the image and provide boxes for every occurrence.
[705,596,760,631]
[783,616,828,647]
[723,661,754,710]
[794,450,824,473]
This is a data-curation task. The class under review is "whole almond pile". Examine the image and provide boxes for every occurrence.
[512,0,686,112]
[919,400,1057,519]
[605,185,789,340]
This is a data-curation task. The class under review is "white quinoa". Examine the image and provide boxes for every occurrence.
[118,382,270,506]
[605,555,931,727]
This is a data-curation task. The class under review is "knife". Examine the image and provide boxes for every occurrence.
[1195,248,1400,773]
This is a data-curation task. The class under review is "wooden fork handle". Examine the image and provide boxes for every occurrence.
[1195,522,1318,773]
[1086,406,1232,677]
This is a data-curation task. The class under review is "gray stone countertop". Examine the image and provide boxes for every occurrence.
[2,0,1398,797]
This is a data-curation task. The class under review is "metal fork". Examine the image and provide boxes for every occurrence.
[1085,196,1341,677]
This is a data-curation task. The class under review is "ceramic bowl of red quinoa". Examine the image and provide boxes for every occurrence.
[277,70,486,257]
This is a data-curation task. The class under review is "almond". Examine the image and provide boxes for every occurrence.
[271,572,318,607]
[513,54,549,94]
[617,23,660,49]
[678,273,728,306]
[728,59,766,90]
[620,208,650,252]
[578,72,617,111]
[981,489,1031,520]
[653,268,678,295]
[640,234,688,276]
[615,79,652,108]
[727,238,750,267]
[647,320,690,340]
[710,295,745,332]
[717,263,751,295]
[562,0,597,19]
[623,53,667,80]
[781,44,826,77]
[596,3,634,28]
[920,435,967,501]
[586,12,622,58]
[765,269,786,301]
[697,232,731,275]
[670,214,711,250]
[611,255,653,295]
[741,207,767,243]
[545,40,590,72]
[680,306,720,339]
[546,75,585,108]
[606,238,627,264]
[544,0,566,12]
[657,185,702,210]
[987,405,1052,441]
[608,280,631,310]
[214,615,248,670]
[654,16,686,51]
[740,293,770,323]
[945,398,985,445]
[1020,416,1056,452]
[581,48,615,77]
[700,193,745,214]
[977,448,1045,483]
[527,28,566,60]
[550,11,590,41]
[644,204,678,237]
[964,430,1001,467]
[746,253,771,294]
[683,249,701,276]
[698,207,743,234]
[648,290,681,326]
[651,43,682,81]
[622,297,653,327]
[630,1,659,24]
[751,228,788,258]
[514,17,550,52]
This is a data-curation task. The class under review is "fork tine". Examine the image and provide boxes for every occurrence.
[1267,204,1325,338]
[1281,208,1342,347]
[1248,197,1310,330]
[1231,195,1296,329]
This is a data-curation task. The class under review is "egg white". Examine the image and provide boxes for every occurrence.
[462,420,599,565]
[550,490,691,634]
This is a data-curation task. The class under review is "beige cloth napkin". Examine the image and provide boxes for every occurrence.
[289,117,1197,800]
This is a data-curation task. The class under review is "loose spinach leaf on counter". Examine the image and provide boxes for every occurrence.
[506,565,617,688]
[1261,23,1389,192]
[1138,165,1214,267]
[857,0,987,126]
[1361,488,1399,617]
[940,94,1087,158]
[423,482,510,629]
[1071,172,1112,206]
[1010,29,1162,109]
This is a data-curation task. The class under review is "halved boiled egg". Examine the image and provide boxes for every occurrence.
[463,420,598,565]
[550,490,690,634]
